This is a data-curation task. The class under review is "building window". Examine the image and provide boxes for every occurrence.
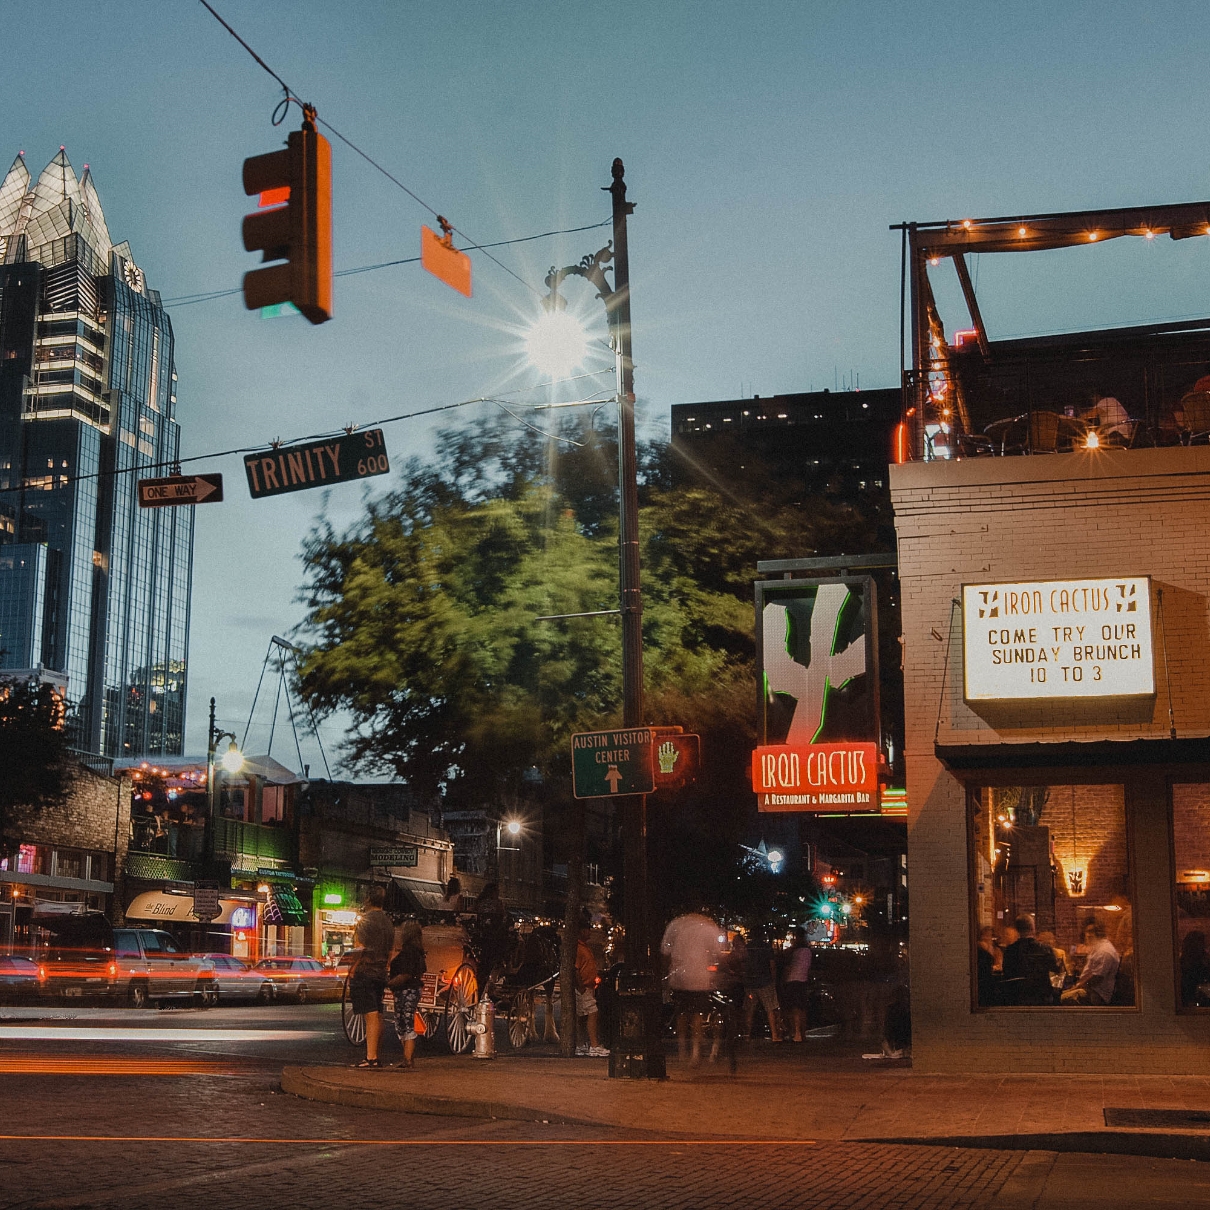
[1172,783,1210,1009]
[970,784,1134,1008]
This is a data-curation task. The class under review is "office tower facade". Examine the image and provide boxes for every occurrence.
[0,149,192,757]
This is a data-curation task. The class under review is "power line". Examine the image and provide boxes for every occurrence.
[0,371,615,499]
[162,219,611,307]
[198,0,548,298]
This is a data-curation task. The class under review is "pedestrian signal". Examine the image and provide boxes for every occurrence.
[242,106,332,324]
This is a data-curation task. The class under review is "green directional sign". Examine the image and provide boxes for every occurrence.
[571,727,655,799]
[244,428,390,499]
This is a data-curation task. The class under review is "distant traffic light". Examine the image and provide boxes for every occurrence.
[242,105,332,324]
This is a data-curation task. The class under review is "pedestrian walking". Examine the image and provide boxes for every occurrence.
[740,928,783,1042]
[388,919,427,1070]
[349,885,394,1069]
[783,926,813,1042]
[661,907,726,1066]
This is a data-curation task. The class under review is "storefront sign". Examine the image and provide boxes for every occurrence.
[753,576,881,813]
[751,742,879,811]
[962,577,1154,701]
[369,846,418,868]
[229,906,256,930]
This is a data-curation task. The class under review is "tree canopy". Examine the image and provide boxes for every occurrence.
[0,679,71,845]
[296,415,883,807]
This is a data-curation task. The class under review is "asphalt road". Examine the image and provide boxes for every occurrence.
[2,1001,1210,1209]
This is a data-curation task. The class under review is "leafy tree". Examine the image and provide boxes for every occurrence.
[295,415,886,911]
[0,679,71,849]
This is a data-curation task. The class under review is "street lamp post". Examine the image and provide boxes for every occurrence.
[538,159,662,1078]
[205,696,243,871]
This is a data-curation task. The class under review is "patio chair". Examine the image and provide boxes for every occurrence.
[1180,391,1210,443]
[1027,410,1062,453]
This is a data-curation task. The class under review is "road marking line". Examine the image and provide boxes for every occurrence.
[0,1135,819,1146]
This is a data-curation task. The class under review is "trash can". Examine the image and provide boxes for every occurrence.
[608,969,665,1080]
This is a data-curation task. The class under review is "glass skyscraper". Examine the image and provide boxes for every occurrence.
[0,149,192,757]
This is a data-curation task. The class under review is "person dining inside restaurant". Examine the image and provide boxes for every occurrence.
[1000,915,1062,1005]
[1060,919,1120,1005]
[1080,389,1130,440]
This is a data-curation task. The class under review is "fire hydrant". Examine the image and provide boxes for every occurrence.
[468,998,496,1060]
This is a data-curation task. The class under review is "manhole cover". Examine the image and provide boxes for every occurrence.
[1104,1108,1210,1129]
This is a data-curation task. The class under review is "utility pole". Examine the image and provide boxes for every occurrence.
[605,159,650,975]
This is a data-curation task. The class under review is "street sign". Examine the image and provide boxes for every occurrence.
[138,473,223,509]
[244,428,390,499]
[370,845,418,868]
[192,879,221,923]
[571,727,655,799]
[651,731,701,792]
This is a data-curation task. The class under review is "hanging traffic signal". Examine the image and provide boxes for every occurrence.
[242,106,332,324]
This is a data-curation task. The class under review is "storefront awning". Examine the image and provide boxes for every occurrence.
[937,737,1210,770]
[125,891,256,926]
[389,876,447,913]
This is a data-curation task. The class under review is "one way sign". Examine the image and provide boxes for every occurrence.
[137,473,224,509]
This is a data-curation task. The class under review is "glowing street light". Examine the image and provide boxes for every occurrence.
[524,309,588,379]
[220,739,244,774]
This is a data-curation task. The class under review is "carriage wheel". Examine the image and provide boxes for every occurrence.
[443,963,479,1054]
[536,981,560,1043]
[341,975,366,1046]
[507,989,534,1049]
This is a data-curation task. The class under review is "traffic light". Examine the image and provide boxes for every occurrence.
[242,106,332,324]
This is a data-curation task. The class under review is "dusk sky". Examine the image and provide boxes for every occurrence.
[5,0,1210,767]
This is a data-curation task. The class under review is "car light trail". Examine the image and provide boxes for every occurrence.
[0,1055,237,1075]
[0,1026,323,1042]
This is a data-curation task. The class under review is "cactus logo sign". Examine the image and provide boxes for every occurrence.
[752,576,880,812]
[962,576,1155,701]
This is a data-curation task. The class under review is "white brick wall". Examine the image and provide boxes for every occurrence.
[892,447,1210,1073]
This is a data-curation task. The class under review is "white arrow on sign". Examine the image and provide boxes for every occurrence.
[138,474,224,509]
[605,765,623,793]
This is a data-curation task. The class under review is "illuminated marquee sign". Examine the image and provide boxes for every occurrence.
[753,576,880,813]
[752,741,879,812]
[962,577,1154,701]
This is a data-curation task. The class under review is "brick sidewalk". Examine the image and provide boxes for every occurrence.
[283,1047,1210,1148]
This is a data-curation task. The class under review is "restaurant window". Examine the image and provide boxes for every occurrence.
[1172,784,1210,1009]
[971,784,1134,1008]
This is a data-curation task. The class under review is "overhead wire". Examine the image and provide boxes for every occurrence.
[197,0,550,299]
[0,370,616,500]
[161,219,612,307]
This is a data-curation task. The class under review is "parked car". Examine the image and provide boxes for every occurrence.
[0,955,40,1003]
[253,956,341,1003]
[201,954,272,1003]
[37,912,215,1007]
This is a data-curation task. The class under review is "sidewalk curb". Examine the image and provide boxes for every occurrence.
[280,1066,599,1127]
[863,1132,1210,1162]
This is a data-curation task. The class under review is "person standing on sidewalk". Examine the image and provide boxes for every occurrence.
[388,919,427,1070]
[574,918,608,1057]
[783,927,813,1042]
[661,908,725,1065]
[349,885,394,1069]
[740,928,783,1042]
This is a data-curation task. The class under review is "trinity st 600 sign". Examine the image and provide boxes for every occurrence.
[244,429,390,499]
[962,576,1155,701]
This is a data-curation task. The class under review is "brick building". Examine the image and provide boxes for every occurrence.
[892,447,1210,1073]
[0,758,132,951]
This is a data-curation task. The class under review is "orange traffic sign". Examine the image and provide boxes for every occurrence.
[421,224,472,297]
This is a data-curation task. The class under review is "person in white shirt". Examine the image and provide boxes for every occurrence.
[1081,391,1131,442]
[1060,920,1120,1005]
[661,909,726,1066]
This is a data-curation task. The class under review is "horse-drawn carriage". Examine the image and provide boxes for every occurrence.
[341,915,561,1053]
